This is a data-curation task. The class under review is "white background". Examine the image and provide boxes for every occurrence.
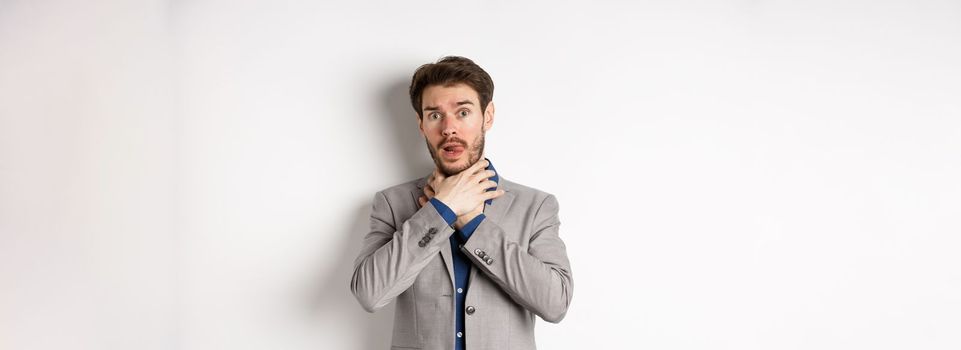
[2,0,959,349]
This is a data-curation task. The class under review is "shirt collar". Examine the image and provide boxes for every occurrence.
[484,157,498,206]
[485,157,499,186]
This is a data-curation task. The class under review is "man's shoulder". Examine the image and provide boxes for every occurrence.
[500,177,553,200]
[498,177,559,215]
[373,176,425,200]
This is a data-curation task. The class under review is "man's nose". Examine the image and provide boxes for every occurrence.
[441,117,457,136]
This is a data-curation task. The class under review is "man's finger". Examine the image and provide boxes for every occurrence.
[468,158,489,173]
[425,185,435,197]
[418,195,427,207]
[470,169,496,183]
[482,189,505,200]
[480,180,497,190]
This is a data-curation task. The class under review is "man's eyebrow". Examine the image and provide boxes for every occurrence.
[423,100,474,111]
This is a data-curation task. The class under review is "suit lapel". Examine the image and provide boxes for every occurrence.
[413,177,455,289]
[482,177,514,227]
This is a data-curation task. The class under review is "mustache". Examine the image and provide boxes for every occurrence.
[437,137,468,149]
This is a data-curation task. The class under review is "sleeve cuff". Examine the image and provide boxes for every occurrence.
[457,213,486,241]
[429,198,457,227]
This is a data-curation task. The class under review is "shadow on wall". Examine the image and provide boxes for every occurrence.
[305,73,432,348]
[380,74,435,179]
[307,202,395,349]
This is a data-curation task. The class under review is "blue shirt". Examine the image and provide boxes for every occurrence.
[428,158,499,350]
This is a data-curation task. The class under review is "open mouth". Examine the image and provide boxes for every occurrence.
[441,143,465,159]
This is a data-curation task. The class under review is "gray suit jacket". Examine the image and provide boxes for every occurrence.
[350,175,573,350]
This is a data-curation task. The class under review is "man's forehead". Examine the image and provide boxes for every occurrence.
[422,83,480,108]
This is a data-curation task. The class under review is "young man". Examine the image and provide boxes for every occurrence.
[350,56,573,350]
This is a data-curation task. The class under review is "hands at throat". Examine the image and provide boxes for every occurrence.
[417,159,504,230]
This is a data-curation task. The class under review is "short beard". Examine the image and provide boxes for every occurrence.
[426,132,485,177]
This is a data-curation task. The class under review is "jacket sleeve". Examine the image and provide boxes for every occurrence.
[459,194,574,323]
[350,191,456,312]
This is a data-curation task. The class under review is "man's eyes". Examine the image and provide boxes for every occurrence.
[427,110,470,120]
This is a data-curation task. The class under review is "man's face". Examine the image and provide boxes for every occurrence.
[418,83,495,176]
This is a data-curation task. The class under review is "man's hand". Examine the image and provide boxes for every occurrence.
[417,181,436,208]
[430,159,503,220]
[454,201,485,230]
[420,181,486,229]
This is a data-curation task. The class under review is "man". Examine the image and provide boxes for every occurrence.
[350,56,573,350]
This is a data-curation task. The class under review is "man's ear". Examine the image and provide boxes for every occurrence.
[417,114,425,137]
[483,101,495,132]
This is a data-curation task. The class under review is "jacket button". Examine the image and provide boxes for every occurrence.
[418,241,426,247]
[428,227,437,235]
[474,249,483,256]
[466,306,475,315]
[485,258,493,265]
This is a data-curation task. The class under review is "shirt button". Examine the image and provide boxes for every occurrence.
[457,288,463,294]
[456,332,463,338]
[466,306,475,315]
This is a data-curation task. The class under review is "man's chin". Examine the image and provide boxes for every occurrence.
[439,163,467,176]
[438,158,473,176]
